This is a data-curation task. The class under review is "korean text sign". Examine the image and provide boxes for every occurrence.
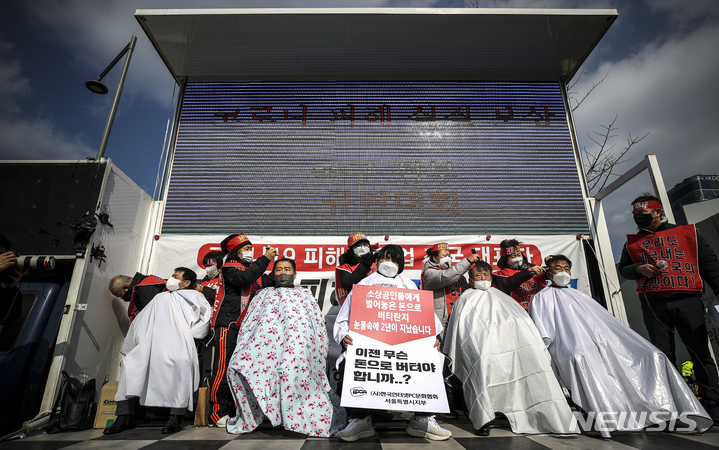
[340,285,449,413]
[626,224,703,293]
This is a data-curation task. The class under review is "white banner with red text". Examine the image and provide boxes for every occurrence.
[147,234,590,316]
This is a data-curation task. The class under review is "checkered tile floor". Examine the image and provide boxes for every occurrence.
[4,415,719,450]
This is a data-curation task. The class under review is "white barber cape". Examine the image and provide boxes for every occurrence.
[116,289,211,410]
[530,285,712,437]
[443,287,576,434]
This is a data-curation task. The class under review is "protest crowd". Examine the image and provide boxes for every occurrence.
[76,193,719,440]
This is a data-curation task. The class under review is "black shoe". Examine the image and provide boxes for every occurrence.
[162,415,184,434]
[436,410,459,420]
[701,400,719,423]
[103,414,135,435]
[475,425,490,436]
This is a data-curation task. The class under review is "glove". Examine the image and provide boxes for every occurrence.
[360,250,376,266]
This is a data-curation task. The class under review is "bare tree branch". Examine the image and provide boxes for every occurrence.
[570,72,608,112]
[581,114,649,194]
[567,73,649,195]
[567,70,583,94]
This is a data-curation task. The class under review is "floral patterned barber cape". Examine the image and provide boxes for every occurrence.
[226,286,346,436]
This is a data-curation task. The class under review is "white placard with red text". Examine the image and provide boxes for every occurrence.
[146,234,591,315]
[340,285,449,413]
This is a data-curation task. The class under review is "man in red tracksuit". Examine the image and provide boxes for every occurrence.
[209,233,277,426]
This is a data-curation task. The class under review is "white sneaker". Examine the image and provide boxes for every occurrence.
[214,415,230,427]
[407,415,452,441]
[337,417,376,442]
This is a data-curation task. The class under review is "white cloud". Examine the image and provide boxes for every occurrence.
[0,38,93,160]
[1,0,452,165]
[648,0,719,25]
[573,20,719,186]
[23,0,443,109]
[0,117,93,160]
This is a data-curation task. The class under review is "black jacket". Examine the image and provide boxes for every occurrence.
[618,222,719,301]
[492,269,534,296]
[218,255,272,328]
[337,251,375,293]
[123,272,165,311]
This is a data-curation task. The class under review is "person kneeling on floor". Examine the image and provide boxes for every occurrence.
[225,257,346,436]
[443,261,577,436]
[530,255,713,438]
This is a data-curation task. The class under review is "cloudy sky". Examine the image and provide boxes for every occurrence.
[1,0,718,259]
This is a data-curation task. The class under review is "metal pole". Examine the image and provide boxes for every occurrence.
[588,197,628,324]
[594,156,650,201]
[559,80,627,322]
[646,154,676,223]
[96,36,136,160]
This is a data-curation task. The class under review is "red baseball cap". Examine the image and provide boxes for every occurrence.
[348,232,369,247]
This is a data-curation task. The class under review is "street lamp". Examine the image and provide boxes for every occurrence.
[85,35,137,160]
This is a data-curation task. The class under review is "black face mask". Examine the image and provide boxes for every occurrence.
[633,213,654,229]
[121,288,132,302]
[275,273,295,287]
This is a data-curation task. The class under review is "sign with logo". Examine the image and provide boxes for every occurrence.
[340,285,449,413]
[93,381,119,429]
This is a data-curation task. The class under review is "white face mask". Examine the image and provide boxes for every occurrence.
[552,271,571,287]
[354,245,370,257]
[241,251,254,263]
[438,256,452,268]
[377,261,399,278]
[205,265,219,279]
[166,277,182,292]
[508,257,523,267]
[474,280,492,291]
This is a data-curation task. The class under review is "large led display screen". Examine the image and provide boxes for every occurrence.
[163,81,588,235]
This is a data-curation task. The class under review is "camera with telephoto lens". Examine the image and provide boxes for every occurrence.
[1,253,56,277]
